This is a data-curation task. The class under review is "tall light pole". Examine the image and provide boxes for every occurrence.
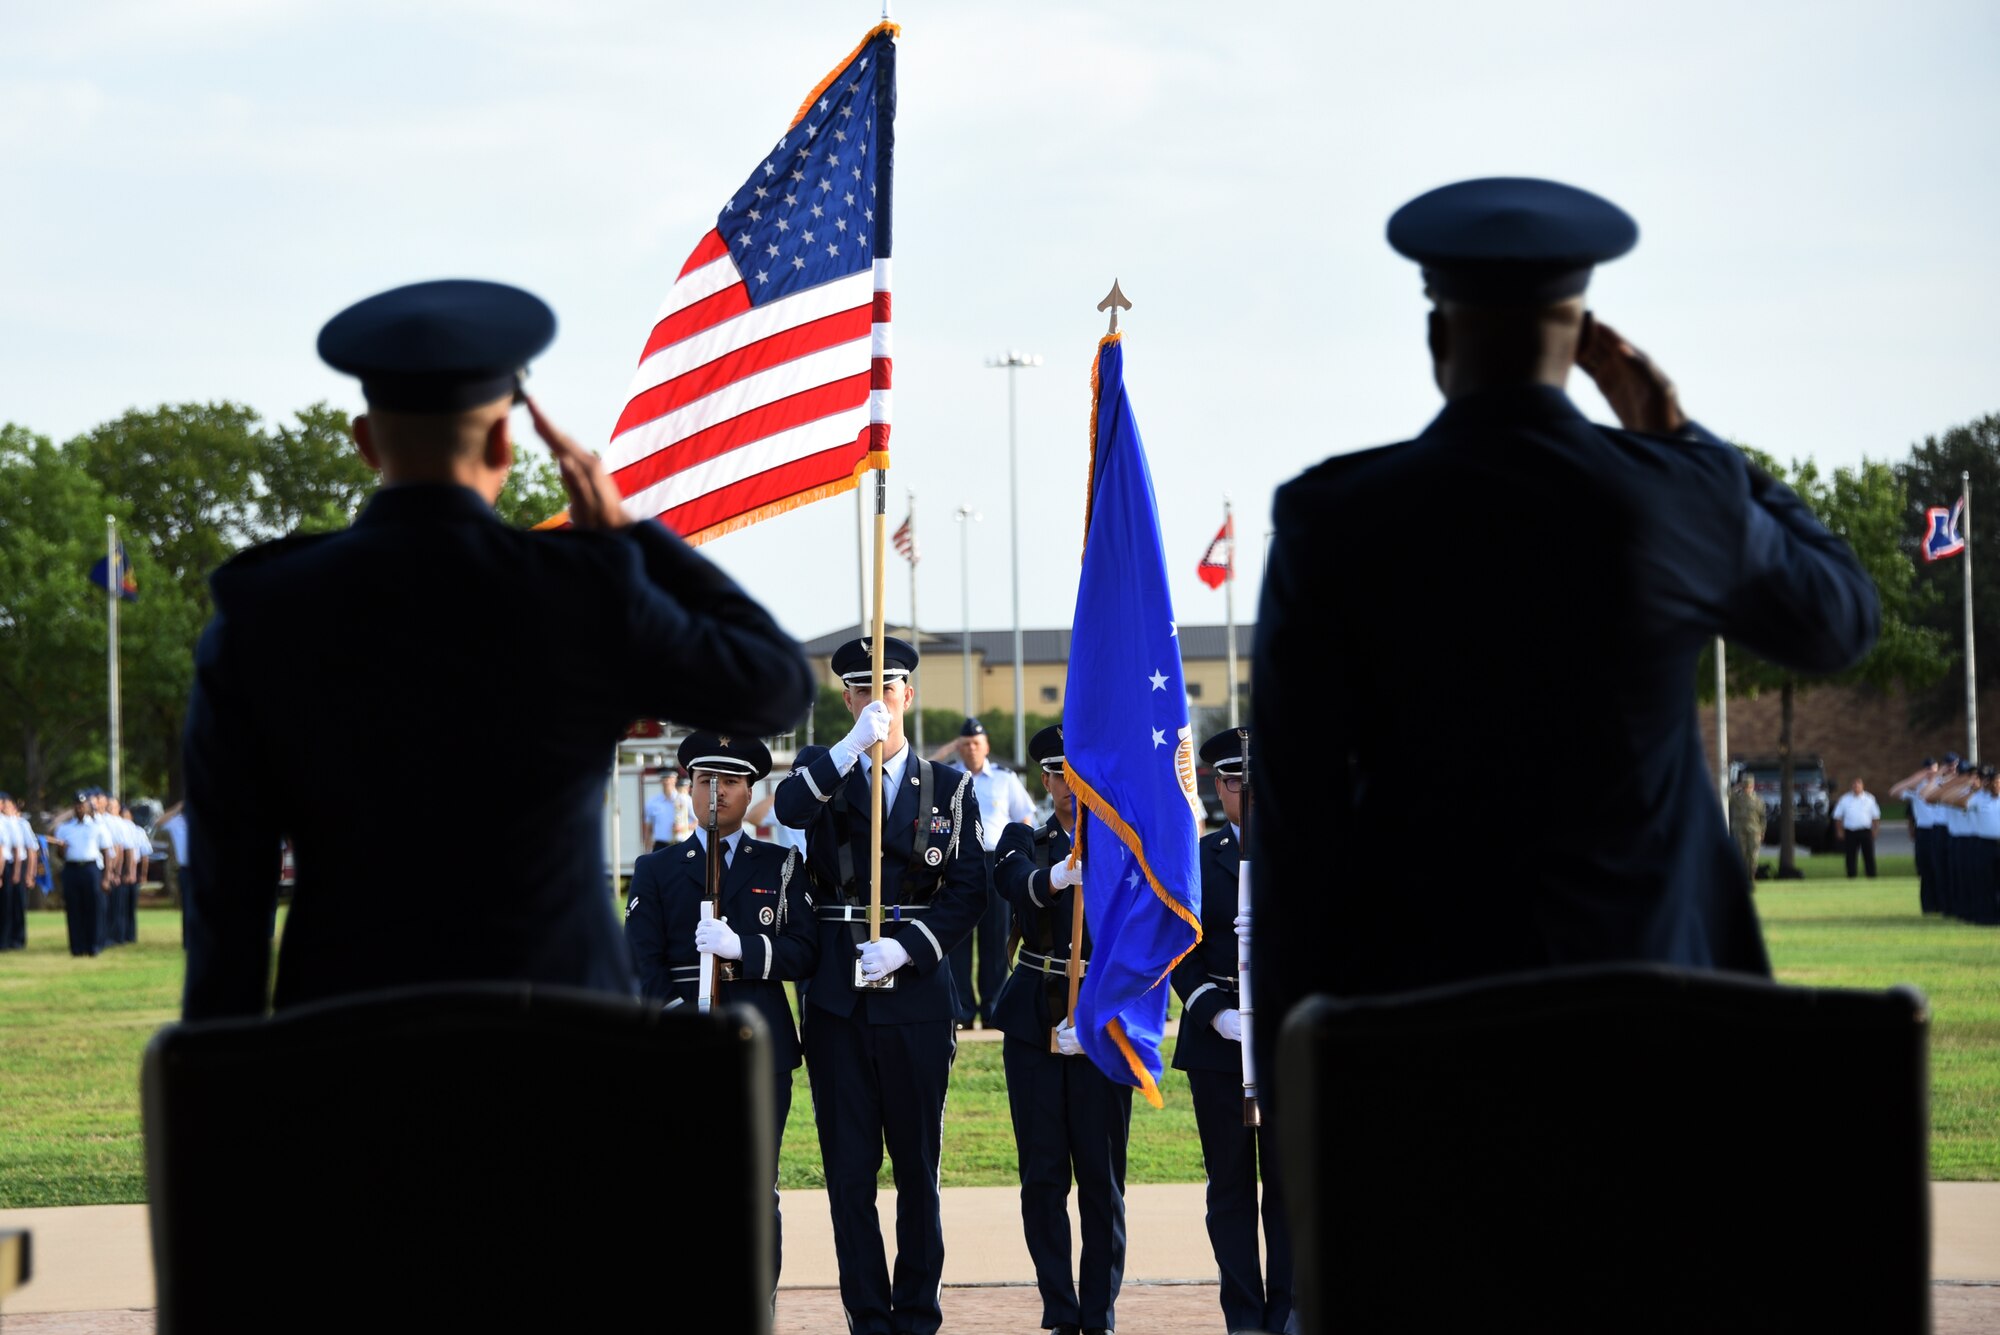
[987,349,1042,765]
[955,504,981,718]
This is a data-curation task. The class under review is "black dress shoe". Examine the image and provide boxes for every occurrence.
[1050,1325,1081,1335]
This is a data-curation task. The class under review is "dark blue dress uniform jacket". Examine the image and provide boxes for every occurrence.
[989,817,1082,1043]
[624,833,816,1073]
[182,484,814,1020]
[1250,386,1880,1094]
[1171,827,1244,1075]
[773,745,986,1024]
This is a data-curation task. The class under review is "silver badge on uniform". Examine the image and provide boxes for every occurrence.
[759,906,775,926]
[924,846,943,867]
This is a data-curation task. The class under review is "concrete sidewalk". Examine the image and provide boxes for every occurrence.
[5,1183,1998,1326]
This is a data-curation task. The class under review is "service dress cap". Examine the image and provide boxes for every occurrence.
[1199,728,1253,775]
[959,717,988,738]
[676,730,773,781]
[318,279,556,413]
[1028,724,1066,774]
[831,635,920,686]
[1388,177,1637,306]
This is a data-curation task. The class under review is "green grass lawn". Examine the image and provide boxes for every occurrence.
[2,875,1995,1207]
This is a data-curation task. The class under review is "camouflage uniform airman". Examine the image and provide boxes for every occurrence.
[1729,780,1766,879]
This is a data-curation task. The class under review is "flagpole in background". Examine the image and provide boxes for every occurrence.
[907,488,922,751]
[955,504,979,717]
[988,349,1042,767]
[106,516,122,802]
[1223,498,1239,728]
[1965,471,1978,763]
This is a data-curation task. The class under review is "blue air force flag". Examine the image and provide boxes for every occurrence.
[1062,333,1204,1108]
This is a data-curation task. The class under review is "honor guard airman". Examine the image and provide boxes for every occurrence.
[623,730,817,1284]
[1174,730,1292,1335]
[949,716,1037,1028]
[53,792,113,957]
[0,793,31,950]
[181,279,812,1020]
[774,635,987,1335]
[991,724,1132,1335]
[1252,177,1880,1122]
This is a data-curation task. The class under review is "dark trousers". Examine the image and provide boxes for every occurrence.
[1917,826,1944,913]
[1971,839,2000,925]
[63,863,103,957]
[1842,827,1877,878]
[803,1009,956,1335]
[126,874,139,941]
[1188,1066,1294,1335]
[1949,833,1974,919]
[1002,1036,1134,1330]
[771,1067,794,1285]
[1,865,24,949]
[949,851,1008,1024]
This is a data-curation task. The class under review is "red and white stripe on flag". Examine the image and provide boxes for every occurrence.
[892,513,918,564]
[601,26,895,545]
[1197,515,1233,589]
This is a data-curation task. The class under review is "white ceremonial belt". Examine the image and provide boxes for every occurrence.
[1016,949,1087,978]
[818,903,930,922]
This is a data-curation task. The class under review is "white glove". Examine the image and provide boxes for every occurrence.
[856,936,911,981]
[829,699,894,773]
[1054,1019,1084,1056]
[694,916,743,961]
[1212,1008,1243,1043]
[1049,858,1084,891]
[1233,910,1251,945]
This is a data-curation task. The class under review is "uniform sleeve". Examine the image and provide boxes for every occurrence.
[1006,774,1037,826]
[616,521,815,737]
[740,848,820,982]
[1693,426,1879,673]
[182,613,284,1021]
[623,856,676,1006]
[993,821,1052,911]
[891,773,986,975]
[1172,849,1232,1032]
[775,745,847,828]
[1249,478,1353,1110]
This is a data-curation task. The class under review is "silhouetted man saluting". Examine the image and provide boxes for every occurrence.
[1250,179,1879,1117]
[183,280,813,1019]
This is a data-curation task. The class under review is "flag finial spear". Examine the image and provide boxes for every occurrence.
[1098,279,1132,336]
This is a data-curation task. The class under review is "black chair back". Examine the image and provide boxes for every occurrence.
[1276,965,1929,1334]
[144,984,773,1333]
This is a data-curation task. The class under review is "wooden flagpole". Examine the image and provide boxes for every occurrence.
[864,467,891,984]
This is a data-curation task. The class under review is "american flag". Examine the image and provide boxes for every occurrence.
[892,512,918,564]
[604,24,896,543]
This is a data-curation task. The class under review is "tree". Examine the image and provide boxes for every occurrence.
[495,452,566,529]
[1895,413,2000,730]
[0,427,125,807]
[259,403,375,536]
[1713,452,1952,876]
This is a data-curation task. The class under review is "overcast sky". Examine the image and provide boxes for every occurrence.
[6,0,1995,645]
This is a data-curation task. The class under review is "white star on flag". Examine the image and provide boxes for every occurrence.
[1148,670,1167,691]
[1151,728,1166,748]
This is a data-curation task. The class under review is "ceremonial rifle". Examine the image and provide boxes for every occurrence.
[695,773,734,1011]
[1238,730,1261,1126]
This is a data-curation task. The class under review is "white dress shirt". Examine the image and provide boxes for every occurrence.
[1832,791,1881,831]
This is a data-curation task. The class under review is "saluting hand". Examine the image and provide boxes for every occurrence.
[524,394,633,530]
[1576,315,1689,436]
